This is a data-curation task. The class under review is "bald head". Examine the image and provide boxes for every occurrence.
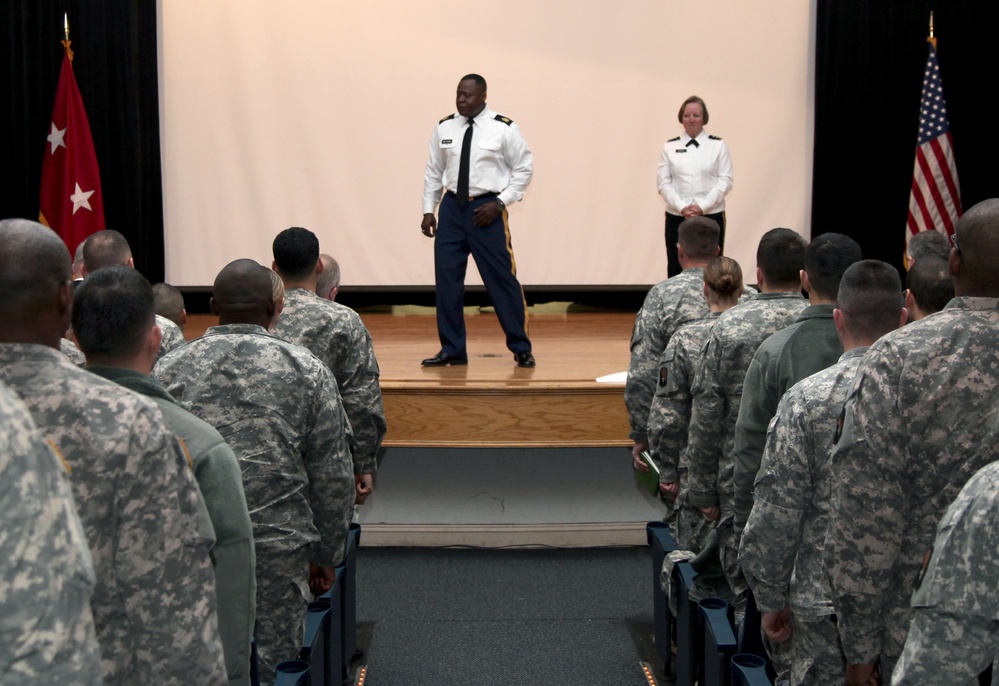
[316,254,341,301]
[82,230,132,274]
[211,259,275,326]
[0,219,73,345]
[953,198,999,297]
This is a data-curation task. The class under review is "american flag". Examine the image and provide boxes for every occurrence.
[906,43,961,251]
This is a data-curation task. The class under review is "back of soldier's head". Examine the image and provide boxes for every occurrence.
[82,230,132,273]
[804,232,862,300]
[74,266,155,359]
[703,256,743,301]
[213,259,274,322]
[678,217,721,261]
[0,219,71,326]
[757,228,808,288]
[316,254,341,298]
[837,260,904,341]
[906,256,954,316]
[953,198,999,295]
[907,230,951,266]
[273,227,320,280]
[152,283,185,327]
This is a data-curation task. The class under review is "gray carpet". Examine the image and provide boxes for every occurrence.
[356,546,658,685]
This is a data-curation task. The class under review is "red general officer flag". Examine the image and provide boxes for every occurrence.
[39,50,105,255]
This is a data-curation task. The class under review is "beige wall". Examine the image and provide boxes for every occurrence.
[159,0,814,287]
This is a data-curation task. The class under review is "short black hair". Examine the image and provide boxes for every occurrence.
[678,217,720,260]
[82,230,132,272]
[757,228,808,287]
[837,260,903,341]
[906,256,954,315]
[272,227,320,280]
[153,283,185,327]
[459,74,487,91]
[907,230,951,264]
[73,265,155,359]
[0,219,71,324]
[804,232,862,300]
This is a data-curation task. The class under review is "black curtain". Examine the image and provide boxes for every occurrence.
[812,1,999,272]
[0,1,164,282]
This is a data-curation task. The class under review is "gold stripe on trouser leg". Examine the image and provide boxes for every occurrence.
[501,207,529,337]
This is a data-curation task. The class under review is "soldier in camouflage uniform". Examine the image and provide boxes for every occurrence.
[0,219,226,685]
[625,217,719,463]
[0,381,102,684]
[740,261,905,686]
[81,229,185,356]
[824,198,999,685]
[685,227,808,596]
[75,266,257,686]
[893,458,999,686]
[271,227,386,500]
[732,233,861,534]
[154,259,356,683]
[644,256,743,553]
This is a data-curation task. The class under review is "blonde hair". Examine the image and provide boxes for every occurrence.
[703,256,743,302]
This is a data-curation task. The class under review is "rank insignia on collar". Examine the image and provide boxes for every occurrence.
[667,136,680,142]
[439,113,456,124]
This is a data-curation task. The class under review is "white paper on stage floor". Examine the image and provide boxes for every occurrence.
[596,371,628,384]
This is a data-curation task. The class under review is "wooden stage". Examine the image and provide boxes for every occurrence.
[187,307,634,449]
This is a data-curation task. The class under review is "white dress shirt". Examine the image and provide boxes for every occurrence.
[657,130,733,216]
[422,105,533,214]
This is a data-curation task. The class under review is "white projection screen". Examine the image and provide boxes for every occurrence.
[158,1,814,288]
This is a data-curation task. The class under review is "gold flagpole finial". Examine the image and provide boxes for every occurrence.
[62,13,74,61]
[928,11,937,50]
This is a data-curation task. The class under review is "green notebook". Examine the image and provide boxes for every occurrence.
[634,450,661,497]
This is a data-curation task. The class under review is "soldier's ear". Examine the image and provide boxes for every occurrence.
[209,297,220,317]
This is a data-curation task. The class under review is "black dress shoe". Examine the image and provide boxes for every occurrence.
[421,352,468,367]
[514,351,536,368]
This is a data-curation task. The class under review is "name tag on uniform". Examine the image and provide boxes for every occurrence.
[442,139,453,145]
[675,148,687,153]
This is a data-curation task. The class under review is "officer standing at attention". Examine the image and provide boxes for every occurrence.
[421,73,535,368]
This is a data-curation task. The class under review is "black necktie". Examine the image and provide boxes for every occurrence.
[456,119,474,206]
[686,138,699,148]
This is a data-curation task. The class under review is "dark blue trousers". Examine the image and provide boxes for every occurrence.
[434,192,531,358]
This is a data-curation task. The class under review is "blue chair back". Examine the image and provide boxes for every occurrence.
[731,653,772,686]
[699,598,737,686]
[647,521,679,675]
[672,560,699,685]
[272,659,310,686]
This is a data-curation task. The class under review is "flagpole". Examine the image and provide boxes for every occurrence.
[63,13,74,61]
[928,11,936,50]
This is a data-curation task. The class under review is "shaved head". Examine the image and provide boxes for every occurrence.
[0,219,72,344]
[82,230,132,273]
[953,198,999,296]
[211,259,275,325]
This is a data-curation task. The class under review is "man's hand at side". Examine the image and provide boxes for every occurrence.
[421,213,437,237]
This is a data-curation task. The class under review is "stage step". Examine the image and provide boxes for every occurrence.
[382,379,630,448]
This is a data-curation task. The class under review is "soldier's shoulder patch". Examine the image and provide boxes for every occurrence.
[494,114,514,125]
[439,113,456,124]
[667,136,681,142]
[708,134,723,141]
[659,367,669,387]
[833,405,846,444]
